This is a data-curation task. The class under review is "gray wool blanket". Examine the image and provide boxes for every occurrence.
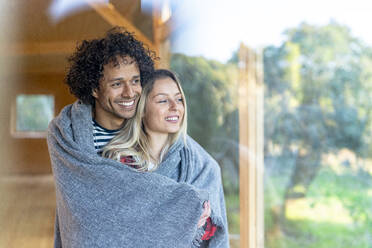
[155,137,230,248]
[47,101,229,248]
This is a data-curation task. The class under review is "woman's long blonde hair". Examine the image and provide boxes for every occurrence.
[102,69,187,171]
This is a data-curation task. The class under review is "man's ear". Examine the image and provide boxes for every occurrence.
[92,88,98,98]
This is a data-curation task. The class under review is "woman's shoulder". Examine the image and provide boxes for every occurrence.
[184,136,220,173]
[185,136,212,157]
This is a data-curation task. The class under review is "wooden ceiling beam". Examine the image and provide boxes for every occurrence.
[119,0,139,19]
[85,0,156,52]
[2,41,77,56]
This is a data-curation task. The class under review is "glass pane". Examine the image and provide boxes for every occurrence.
[264,23,372,248]
[170,54,241,245]
[16,95,54,132]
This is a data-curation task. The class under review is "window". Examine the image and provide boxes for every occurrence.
[11,94,54,138]
[263,23,372,248]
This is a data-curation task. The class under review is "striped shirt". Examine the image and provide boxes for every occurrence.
[92,119,120,154]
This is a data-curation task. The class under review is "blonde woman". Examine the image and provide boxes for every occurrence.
[103,69,229,247]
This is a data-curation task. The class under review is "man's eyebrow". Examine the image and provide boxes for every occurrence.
[108,75,140,82]
[108,77,124,82]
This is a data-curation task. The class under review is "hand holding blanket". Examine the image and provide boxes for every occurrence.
[154,136,230,247]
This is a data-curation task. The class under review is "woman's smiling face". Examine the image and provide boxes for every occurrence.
[143,77,185,137]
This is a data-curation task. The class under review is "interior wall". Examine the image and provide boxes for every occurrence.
[0,72,75,175]
[0,0,157,176]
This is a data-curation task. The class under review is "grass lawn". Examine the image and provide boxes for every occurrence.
[265,165,372,248]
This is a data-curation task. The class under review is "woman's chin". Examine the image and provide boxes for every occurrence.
[166,127,180,134]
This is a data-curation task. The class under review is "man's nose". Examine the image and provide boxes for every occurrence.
[121,84,134,98]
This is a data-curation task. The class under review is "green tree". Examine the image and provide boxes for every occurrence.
[263,22,372,217]
[171,53,241,233]
[170,54,240,187]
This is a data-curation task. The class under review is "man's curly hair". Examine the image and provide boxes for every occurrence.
[65,27,157,105]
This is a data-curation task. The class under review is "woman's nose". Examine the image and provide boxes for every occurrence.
[169,100,177,110]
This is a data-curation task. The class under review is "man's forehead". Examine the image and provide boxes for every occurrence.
[107,56,138,68]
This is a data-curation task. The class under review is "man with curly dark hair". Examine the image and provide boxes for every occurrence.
[65,27,157,153]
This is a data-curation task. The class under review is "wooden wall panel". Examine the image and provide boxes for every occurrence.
[0,73,75,175]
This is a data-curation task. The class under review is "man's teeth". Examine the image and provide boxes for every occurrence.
[166,117,178,121]
[118,100,134,106]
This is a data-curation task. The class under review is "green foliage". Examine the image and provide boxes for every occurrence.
[170,53,240,233]
[264,21,372,247]
[225,193,240,234]
[308,167,372,227]
[171,54,239,150]
[265,166,372,248]
[265,22,372,154]
[264,23,372,151]
[170,54,239,178]
[264,22,372,200]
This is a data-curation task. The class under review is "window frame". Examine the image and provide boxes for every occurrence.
[239,44,264,248]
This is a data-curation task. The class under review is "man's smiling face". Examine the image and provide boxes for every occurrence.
[93,56,142,130]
